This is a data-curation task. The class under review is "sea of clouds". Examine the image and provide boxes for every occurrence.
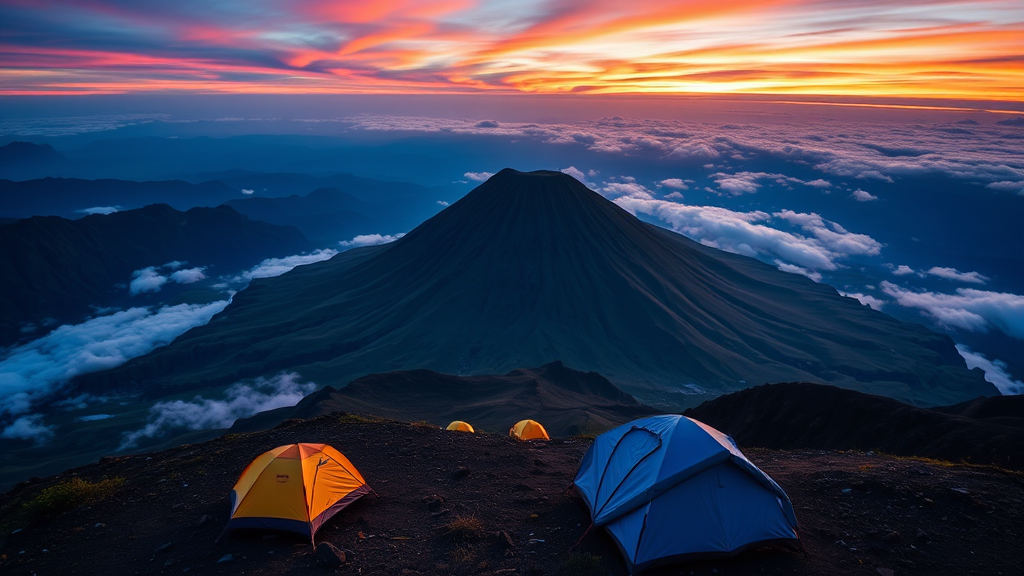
[119,372,315,449]
[0,248,342,442]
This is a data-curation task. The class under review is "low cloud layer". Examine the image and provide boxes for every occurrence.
[0,414,55,444]
[339,233,405,248]
[615,196,881,273]
[957,345,1023,395]
[129,263,207,295]
[464,171,494,182]
[238,249,337,281]
[349,116,1024,193]
[0,301,229,418]
[76,206,119,215]
[881,282,1024,338]
[840,291,885,311]
[119,373,315,449]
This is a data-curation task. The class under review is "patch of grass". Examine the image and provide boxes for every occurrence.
[411,420,438,430]
[449,544,476,564]
[558,552,603,576]
[21,477,124,523]
[877,452,1023,477]
[442,515,485,541]
[337,413,385,425]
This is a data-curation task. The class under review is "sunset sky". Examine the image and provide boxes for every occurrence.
[1,0,1022,100]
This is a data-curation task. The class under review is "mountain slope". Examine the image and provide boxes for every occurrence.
[231,361,657,436]
[226,187,386,243]
[0,204,311,344]
[684,383,1023,470]
[77,169,994,406]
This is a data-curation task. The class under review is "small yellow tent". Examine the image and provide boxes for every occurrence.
[510,419,550,441]
[446,421,475,433]
[225,443,371,542]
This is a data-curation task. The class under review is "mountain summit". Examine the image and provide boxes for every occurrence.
[79,169,994,406]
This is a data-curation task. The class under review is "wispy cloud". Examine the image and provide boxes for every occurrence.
[0,301,229,418]
[237,249,337,281]
[75,206,120,215]
[464,171,493,182]
[881,282,1024,338]
[0,1,1020,99]
[851,189,877,201]
[128,263,207,294]
[338,233,405,248]
[956,345,1023,395]
[1,414,55,444]
[925,266,989,285]
[119,372,315,449]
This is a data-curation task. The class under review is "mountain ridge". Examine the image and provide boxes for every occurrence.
[0,203,311,344]
[74,169,994,406]
[229,361,657,436]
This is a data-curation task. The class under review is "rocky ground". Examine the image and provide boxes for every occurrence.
[1,413,1021,576]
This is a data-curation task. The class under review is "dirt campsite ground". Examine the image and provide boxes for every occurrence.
[1,413,1022,576]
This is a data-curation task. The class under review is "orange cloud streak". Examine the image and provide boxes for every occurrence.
[0,0,1020,100]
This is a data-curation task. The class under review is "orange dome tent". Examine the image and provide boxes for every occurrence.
[510,419,550,441]
[225,443,371,542]
[446,421,475,433]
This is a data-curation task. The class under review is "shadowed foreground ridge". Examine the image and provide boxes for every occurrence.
[230,361,658,436]
[684,383,1024,470]
[78,169,994,405]
[1,414,1022,576]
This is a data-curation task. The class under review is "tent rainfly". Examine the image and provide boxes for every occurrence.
[225,443,372,542]
[446,421,475,432]
[573,415,800,573]
[510,419,549,440]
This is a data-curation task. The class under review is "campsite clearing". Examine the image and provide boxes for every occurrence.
[1,413,1021,575]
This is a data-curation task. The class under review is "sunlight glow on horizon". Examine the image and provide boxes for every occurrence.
[0,0,1021,101]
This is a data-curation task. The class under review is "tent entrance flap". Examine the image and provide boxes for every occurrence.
[594,427,662,523]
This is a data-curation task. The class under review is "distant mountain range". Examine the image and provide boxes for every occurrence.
[0,168,448,245]
[231,361,657,437]
[76,169,994,406]
[0,142,69,180]
[0,204,310,345]
[684,382,1023,470]
[0,177,239,219]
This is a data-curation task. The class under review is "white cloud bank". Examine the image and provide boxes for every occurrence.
[851,189,878,202]
[956,345,1023,395]
[926,266,989,285]
[0,301,229,418]
[119,373,315,449]
[339,233,405,248]
[464,171,494,182]
[238,249,337,281]
[342,115,1024,191]
[560,166,596,188]
[615,196,881,273]
[129,267,168,294]
[76,206,119,215]
[1,414,55,443]
[129,264,207,295]
[881,282,1024,338]
[840,291,885,311]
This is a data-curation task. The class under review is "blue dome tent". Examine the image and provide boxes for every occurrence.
[573,415,801,572]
